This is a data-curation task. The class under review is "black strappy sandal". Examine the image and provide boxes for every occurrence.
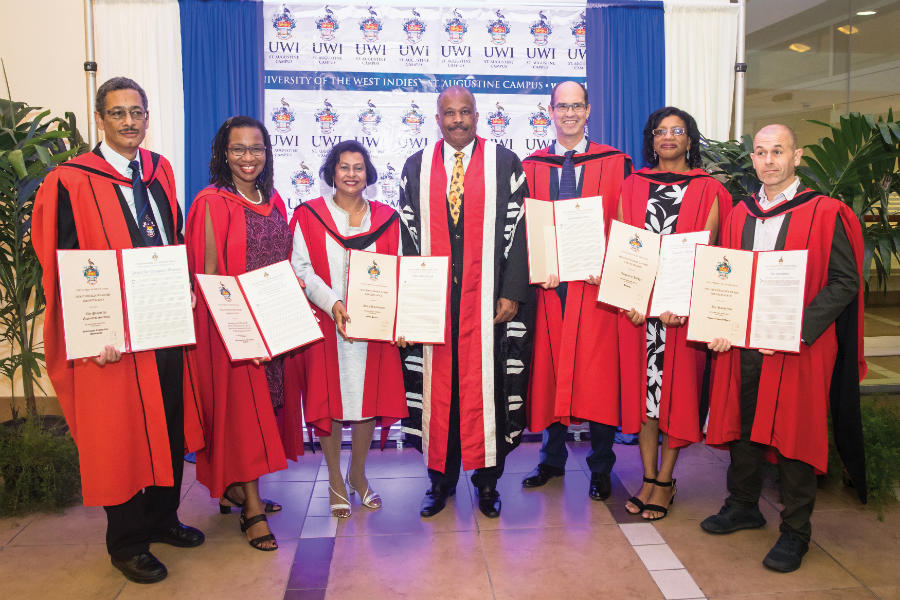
[626,476,657,514]
[219,482,283,514]
[642,478,677,521]
[240,512,278,551]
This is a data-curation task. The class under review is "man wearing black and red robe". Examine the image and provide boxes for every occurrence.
[32,78,205,584]
[702,124,866,573]
[520,81,632,501]
[398,86,533,518]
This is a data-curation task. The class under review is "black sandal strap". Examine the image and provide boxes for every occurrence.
[627,496,646,512]
[250,533,276,545]
[643,476,658,484]
[240,513,268,532]
[655,479,675,487]
[262,499,283,513]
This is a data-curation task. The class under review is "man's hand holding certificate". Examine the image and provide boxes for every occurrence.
[524,196,605,283]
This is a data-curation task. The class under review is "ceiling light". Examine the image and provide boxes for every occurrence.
[837,25,859,34]
[856,10,876,16]
[789,42,811,52]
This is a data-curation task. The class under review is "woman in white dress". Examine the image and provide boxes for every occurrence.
[290,140,408,517]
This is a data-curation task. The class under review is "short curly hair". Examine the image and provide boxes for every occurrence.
[641,106,702,169]
[319,140,378,188]
[96,77,148,114]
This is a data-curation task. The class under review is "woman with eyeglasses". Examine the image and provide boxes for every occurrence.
[616,107,732,521]
[185,116,304,551]
[289,140,407,518]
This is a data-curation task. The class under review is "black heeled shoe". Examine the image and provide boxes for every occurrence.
[642,478,676,521]
[219,482,283,514]
[626,476,657,515]
[240,512,278,551]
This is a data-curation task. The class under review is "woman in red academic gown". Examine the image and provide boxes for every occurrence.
[290,140,407,518]
[186,116,303,551]
[616,107,731,520]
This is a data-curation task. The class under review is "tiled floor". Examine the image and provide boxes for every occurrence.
[1,439,897,600]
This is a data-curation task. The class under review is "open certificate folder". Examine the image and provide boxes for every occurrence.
[524,195,606,283]
[686,246,808,353]
[57,246,195,360]
[344,250,449,344]
[596,220,661,313]
[195,260,323,361]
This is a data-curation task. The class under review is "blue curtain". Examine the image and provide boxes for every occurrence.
[585,1,665,168]
[180,0,263,210]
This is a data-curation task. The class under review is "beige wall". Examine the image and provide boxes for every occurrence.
[0,0,89,400]
[0,1,91,133]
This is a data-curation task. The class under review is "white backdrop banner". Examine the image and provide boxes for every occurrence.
[263,3,587,216]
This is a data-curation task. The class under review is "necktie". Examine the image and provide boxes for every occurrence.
[559,149,577,200]
[129,160,162,246]
[448,151,464,226]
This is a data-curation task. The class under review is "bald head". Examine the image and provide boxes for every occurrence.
[549,80,590,149]
[436,85,478,150]
[550,81,588,106]
[751,123,803,198]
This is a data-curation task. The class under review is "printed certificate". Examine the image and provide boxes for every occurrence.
[596,220,661,313]
[686,245,754,345]
[56,249,126,360]
[747,250,808,353]
[120,246,195,352]
[195,274,269,361]
[524,196,605,283]
[345,250,399,342]
[648,230,712,318]
[237,260,323,357]
[395,256,450,344]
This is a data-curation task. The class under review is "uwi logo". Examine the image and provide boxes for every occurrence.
[716,257,733,279]
[380,163,397,201]
[83,259,100,285]
[629,234,643,251]
[315,99,339,134]
[272,4,296,40]
[367,261,381,280]
[531,11,552,47]
[359,6,382,43]
[218,282,232,301]
[401,101,425,135]
[487,102,511,137]
[571,12,587,48]
[271,98,295,133]
[358,99,382,135]
[403,9,426,44]
[487,10,510,45]
[444,9,468,45]
[291,162,315,199]
[529,104,551,137]
[316,6,339,41]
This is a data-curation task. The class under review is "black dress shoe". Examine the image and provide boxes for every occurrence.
[420,487,455,518]
[589,473,611,501]
[476,486,501,518]
[111,552,167,584]
[700,503,766,534]
[521,464,565,488]
[762,530,809,573]
[150,522,205,548]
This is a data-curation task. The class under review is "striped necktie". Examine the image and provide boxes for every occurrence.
[448,151,464,226]
[129,160,162,246]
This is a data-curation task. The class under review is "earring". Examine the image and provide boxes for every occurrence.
[652,150,657,161]
[686,149,690,161]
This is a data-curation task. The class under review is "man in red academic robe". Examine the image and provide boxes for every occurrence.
[701,124,866,573]
[398,86,533,518]
[32,77,205,584]
[520,81,632,501]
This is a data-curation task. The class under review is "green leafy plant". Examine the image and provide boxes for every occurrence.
[799,111,900,294]
[0,61,88,417]
[0,417,80,514]
[700,134,760,202]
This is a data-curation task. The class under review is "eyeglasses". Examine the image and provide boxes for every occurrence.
[104,108,148,121]
[228,145,267,157]
[652,127,686,137]
[551,103,588,114]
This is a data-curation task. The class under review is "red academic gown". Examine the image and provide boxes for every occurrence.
[523,142,632,432]
[618,169,732,447]
[32,148,205,507]
[289,197,407,436]
[706,191,866,476]
[185,187,296,497]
